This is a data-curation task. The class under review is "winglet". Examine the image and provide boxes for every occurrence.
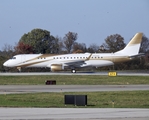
[85,53,92,61]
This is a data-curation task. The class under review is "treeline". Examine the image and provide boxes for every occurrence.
[0,28,149,72]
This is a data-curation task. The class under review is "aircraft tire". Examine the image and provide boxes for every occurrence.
[71,69,76,73]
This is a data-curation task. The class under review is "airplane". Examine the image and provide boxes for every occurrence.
[3,32,143,73]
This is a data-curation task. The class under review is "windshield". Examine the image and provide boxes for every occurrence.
[11,56,16,59]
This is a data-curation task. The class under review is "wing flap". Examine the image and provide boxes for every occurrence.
[64,60,85,67]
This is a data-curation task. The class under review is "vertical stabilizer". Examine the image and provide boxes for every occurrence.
[115,33,142,56]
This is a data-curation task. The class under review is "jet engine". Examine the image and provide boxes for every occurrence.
[50,64,64,71]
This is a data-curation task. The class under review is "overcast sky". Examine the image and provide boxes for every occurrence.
[0,0,149,50]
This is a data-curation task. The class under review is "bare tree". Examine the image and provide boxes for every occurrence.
[87,43,99,53]
[2,44,14,52]
[63,32,78,53]
[2,44,15,58]
[103,34,126,52]
[140,34,149,53]
[73,42,87,53]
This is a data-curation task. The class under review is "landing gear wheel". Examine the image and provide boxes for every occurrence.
[17,67,21,72]
[71,69,76,73]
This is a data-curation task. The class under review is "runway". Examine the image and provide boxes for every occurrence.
[0,85,149,94]
[1,71,149,76]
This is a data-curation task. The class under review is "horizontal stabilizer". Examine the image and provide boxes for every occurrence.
[129,53,145,59]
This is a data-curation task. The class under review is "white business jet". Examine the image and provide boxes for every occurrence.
[3,33,143,73]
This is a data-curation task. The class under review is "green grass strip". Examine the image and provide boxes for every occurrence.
[0,75,149,85]
[0,91,149,108]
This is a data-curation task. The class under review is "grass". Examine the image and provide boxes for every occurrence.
[0,75,149,108]
[0,91,149,108]
[0,75,149,85]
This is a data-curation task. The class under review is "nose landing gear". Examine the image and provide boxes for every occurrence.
[17,67,21,72]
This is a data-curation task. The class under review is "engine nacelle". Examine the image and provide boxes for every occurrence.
[51,64,64,71]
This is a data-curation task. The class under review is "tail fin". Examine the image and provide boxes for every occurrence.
[115,33,143,56]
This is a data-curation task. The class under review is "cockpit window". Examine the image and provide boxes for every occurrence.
[11,57,16,59]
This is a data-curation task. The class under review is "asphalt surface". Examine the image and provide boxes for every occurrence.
[0,108,149,120]
[0,72,149,120]
[1,71,149,76]
[0,85,149,94]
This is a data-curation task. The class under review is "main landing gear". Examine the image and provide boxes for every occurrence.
[71,69,76,73]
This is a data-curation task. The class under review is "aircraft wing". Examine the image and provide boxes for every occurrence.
[64,60,85,67]
[63,54,92,67]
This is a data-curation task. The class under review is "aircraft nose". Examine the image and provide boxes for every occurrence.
[3,61,8,67]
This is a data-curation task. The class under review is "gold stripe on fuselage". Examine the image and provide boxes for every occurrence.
[17,53,131,67]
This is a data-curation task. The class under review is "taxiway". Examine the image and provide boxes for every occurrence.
[0,85,149,94]
[0,108,149,120]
